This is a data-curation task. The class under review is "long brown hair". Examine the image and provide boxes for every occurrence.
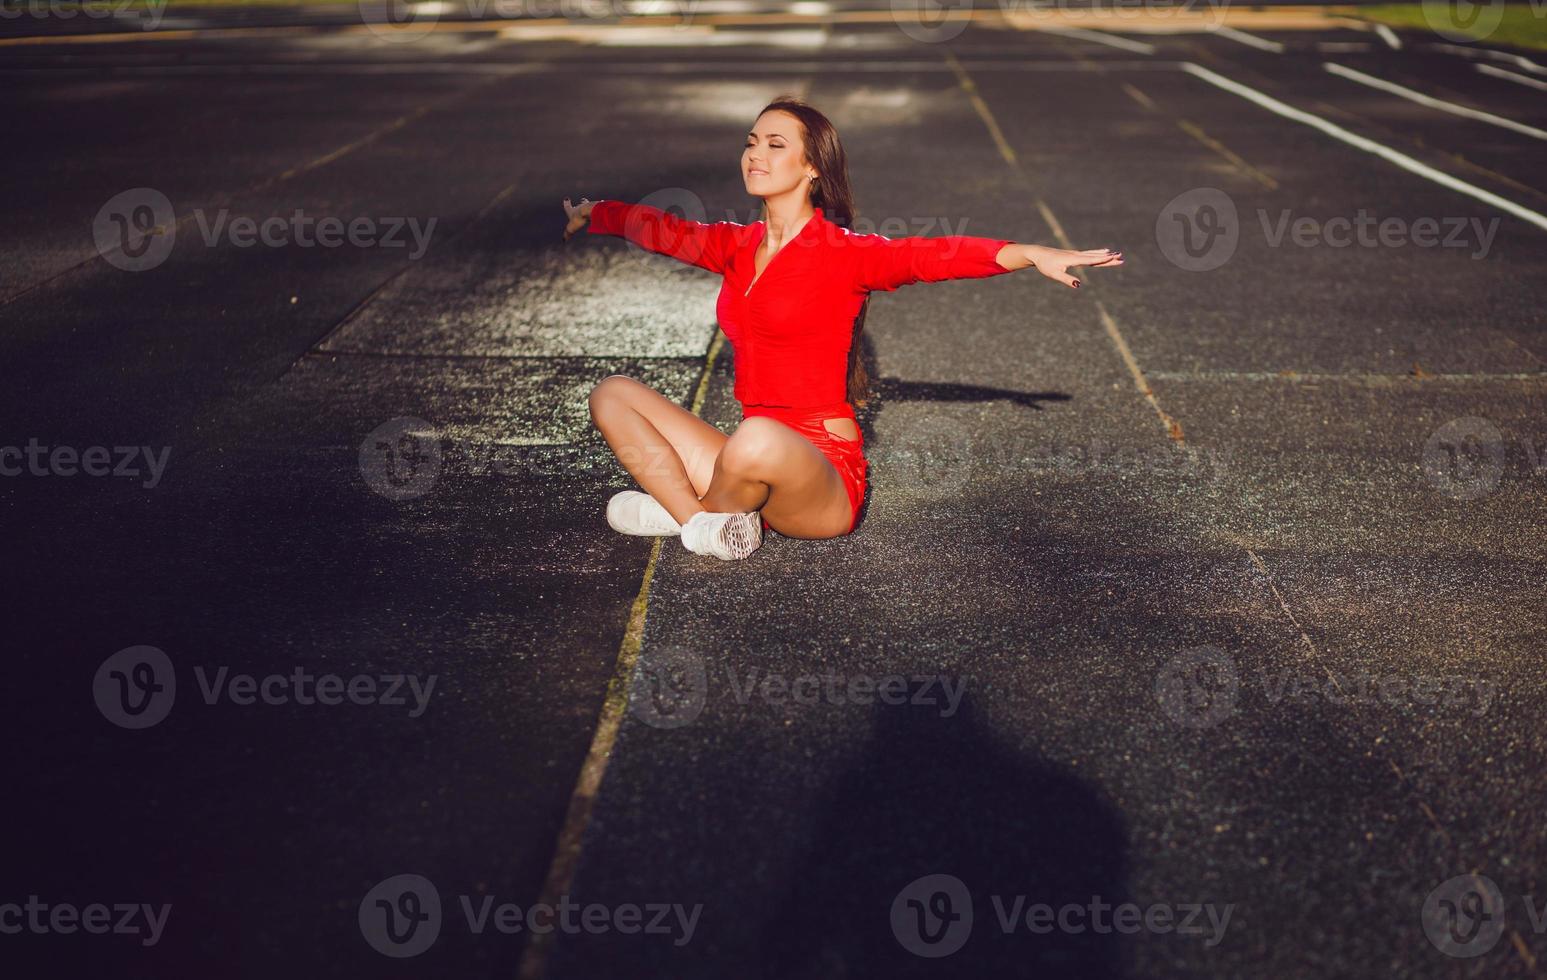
[754,95,873,408]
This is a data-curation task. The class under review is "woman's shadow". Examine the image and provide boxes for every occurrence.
[849,332,1073,530]
[759,694,1130,979]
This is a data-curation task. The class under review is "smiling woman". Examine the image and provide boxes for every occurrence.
[562,94,1123,561]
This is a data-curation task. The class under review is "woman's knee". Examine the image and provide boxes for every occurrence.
[588,374,637,422]
[718,417,786,479]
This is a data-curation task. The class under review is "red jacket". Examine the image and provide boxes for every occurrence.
[587,201,1014,410]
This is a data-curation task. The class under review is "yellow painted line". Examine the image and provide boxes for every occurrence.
[518,62,809,973]
[1033,197,1071,249]
[1121,81,1156,110]
[1121,82,1279,191]
[516,328,725,980]
[1094,300,1185,443]
[1175,119,1280,190]
[949,50,1185,445]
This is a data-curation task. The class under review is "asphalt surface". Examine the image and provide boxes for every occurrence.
[4,6,1546,979]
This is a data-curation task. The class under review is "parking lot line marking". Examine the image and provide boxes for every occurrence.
[1209,24,1285,54]
[521,60,814,970]
[1373,24,1402,50]
[1121,81,1156,109]
[1477,63,1547,92]
[1042,26,1156,55]
[1146,370,1547,386]
[1175,118,1281,190]
[1428,42,1547,76]
[949,52,1185,445]
[516,328,725,980]
[1180,62,1547,233]
[1120,83,1280,202]
[1324,62,1547,142]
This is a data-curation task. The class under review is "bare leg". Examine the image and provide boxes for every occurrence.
[701,417,853,539]
[587,375,728,525]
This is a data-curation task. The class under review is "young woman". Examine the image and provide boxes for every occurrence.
[563,96,1123,561]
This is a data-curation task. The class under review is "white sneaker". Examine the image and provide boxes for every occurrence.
[680,510,763,560]
[607,490,683,536]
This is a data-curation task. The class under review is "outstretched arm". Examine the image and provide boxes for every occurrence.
[562,196,740,275]
[846,226,1123,293]
[847,231,1016,293]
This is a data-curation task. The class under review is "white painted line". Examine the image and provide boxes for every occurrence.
[1208,24,1284,53]
[1043,26,1156,55]
[1373,24,1402,50]
[1429,42,1547,76]
[1179,62,1547,234]
[1477,63,1547,92]
[1325,61,1547,142]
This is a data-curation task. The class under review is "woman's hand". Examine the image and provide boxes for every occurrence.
[562,196,596,242]
[1025,243,1124,289]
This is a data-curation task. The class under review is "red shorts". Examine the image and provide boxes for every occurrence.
[741,401,868,534]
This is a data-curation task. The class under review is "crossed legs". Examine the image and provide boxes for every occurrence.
[587,375,854,540]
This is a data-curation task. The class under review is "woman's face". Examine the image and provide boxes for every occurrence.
[743,110,812,198]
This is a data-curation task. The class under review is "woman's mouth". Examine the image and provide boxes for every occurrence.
[748,169,768,177]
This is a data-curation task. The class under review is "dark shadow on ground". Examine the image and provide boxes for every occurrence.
[759,696,1129,979]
